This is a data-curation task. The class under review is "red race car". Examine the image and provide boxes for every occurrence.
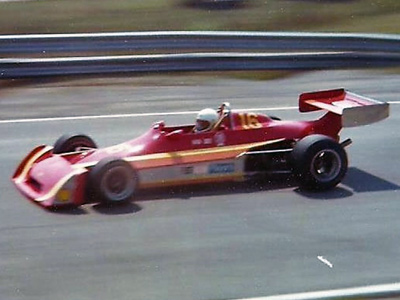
[12,88,389,209]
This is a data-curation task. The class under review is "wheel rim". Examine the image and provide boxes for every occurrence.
[101,166,135,202]
[310,149,341,183]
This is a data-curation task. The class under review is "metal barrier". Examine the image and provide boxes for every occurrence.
[1,52,400,79]
[1,31,400,78]
[1,31,400,54]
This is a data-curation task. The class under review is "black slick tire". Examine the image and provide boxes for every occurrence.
[53,134,97,154]
[88,158,137,205]
[291,134,348,191]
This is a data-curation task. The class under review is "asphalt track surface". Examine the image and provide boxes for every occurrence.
[1,71,400,300]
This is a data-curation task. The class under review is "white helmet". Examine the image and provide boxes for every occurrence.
[195,108,219,132]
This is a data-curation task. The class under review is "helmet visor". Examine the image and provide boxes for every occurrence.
[195,119,210,132]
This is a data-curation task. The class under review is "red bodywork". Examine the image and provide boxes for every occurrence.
[12,89,388,208]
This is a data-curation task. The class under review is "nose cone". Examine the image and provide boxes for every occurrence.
[13,150,87,208]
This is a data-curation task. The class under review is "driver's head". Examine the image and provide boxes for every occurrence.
[195,108,219,132]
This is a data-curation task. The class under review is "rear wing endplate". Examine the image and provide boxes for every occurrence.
[299,88,389,127]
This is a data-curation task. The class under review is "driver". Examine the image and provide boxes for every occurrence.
[194,108,219,132]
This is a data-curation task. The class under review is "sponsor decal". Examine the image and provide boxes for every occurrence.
[182,166,194,175]
[192,139,202,146]
[182,165,208,175]
[105,143,143,154]
[192,138,213,146]
[208,163,235,174]
[204,138,213,145]
[214,131,226,146]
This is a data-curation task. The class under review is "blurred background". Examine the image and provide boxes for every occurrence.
[0,0,399,35]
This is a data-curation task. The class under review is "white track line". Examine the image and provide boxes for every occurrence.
[317,256,333,268]
[233,282,400,300]
[0,106,298,125]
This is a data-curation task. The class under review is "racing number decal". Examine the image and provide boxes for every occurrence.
[238,113,262,129]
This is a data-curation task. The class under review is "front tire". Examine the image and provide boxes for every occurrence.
[88,158,137,205]
[291,134,348,191]
[53,134,97,154]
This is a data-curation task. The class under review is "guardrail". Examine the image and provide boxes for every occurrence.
[2,52,400,79]
[1,31,400,79]
[1,31,400,54]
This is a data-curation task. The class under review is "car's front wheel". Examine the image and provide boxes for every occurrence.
[88,158,137,205]
[53,134,97,154]
[291,134,348,191]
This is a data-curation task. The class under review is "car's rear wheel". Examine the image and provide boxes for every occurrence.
[291,134,348,191]
[88,158,137,205]
[53,134,97,154]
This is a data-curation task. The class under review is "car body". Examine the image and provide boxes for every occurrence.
[12,88,389,209]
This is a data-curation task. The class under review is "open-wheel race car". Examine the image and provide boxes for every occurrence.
[12,88,389,209]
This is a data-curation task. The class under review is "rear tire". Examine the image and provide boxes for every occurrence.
[88,158,137,205]
[53,134,97,154]
[291,134,347,191]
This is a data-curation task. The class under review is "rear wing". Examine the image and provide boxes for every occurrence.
[299,88,389,127]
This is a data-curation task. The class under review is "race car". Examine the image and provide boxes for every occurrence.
[12,88,389,209]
